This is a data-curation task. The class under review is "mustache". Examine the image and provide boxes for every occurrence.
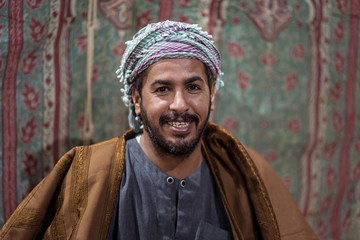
[159,112,199,125]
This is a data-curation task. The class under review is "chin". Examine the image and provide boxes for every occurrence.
[147,127,203,157]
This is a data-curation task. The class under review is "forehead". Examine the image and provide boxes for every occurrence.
[143,58,207,84]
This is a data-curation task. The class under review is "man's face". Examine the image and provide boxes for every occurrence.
[132,58,216,156]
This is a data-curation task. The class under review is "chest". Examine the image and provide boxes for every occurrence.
[107,138,233,240]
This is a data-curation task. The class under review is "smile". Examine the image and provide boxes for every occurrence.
[168,122,190,128]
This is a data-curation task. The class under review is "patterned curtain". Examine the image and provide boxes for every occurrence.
[0,0,359,239]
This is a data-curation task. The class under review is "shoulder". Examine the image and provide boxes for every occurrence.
[55,129,136,174]
[204,122,286,194]
[243,146,278,179]
[85,137,122,160]
[203,122,278,183]
[72,129,136,162]
[204,122,317,238]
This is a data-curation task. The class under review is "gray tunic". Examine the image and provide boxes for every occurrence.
[107,137,233,240]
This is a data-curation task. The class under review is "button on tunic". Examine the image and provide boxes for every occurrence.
[107,138,233,240]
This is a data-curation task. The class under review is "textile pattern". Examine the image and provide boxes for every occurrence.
[0,1,359,239]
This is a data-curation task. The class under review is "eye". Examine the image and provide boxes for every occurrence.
[154,86,169,93]
[187,84,201,91]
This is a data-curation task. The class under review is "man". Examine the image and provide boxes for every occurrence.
[0,21,317,239]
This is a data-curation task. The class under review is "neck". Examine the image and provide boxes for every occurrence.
[139,133,203,179]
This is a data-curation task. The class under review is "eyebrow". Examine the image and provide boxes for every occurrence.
[185,76,205,84]
[150,79,171,87]
[150,76,205,87]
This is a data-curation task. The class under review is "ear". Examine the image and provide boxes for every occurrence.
[132,87,141,115]
[210,81,216,111]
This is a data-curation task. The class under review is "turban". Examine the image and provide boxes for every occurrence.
[116,20,223,132]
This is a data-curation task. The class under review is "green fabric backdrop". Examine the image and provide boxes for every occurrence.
[1,1,360,239]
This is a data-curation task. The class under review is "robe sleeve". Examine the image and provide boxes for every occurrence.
[245,147,318,239]
[0,148,75,239]
[0,131,133,240]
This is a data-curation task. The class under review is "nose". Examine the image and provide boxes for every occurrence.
[169,90,189,114]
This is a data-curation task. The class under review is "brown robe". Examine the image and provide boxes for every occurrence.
[0,122,318,240]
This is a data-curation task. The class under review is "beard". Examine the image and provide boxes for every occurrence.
[140,103,211,157]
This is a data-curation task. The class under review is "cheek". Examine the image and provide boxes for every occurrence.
[142,97,169,113]
[188,95,211,114]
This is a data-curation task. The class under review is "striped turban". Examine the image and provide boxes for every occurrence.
[116,20,223,133]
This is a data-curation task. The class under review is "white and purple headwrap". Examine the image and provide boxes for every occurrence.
[116,20,223,132]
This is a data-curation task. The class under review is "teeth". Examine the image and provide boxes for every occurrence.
[168,122,190,128]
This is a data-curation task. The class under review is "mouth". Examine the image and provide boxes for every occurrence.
[167,121,191,128]
[160,113,199,128]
